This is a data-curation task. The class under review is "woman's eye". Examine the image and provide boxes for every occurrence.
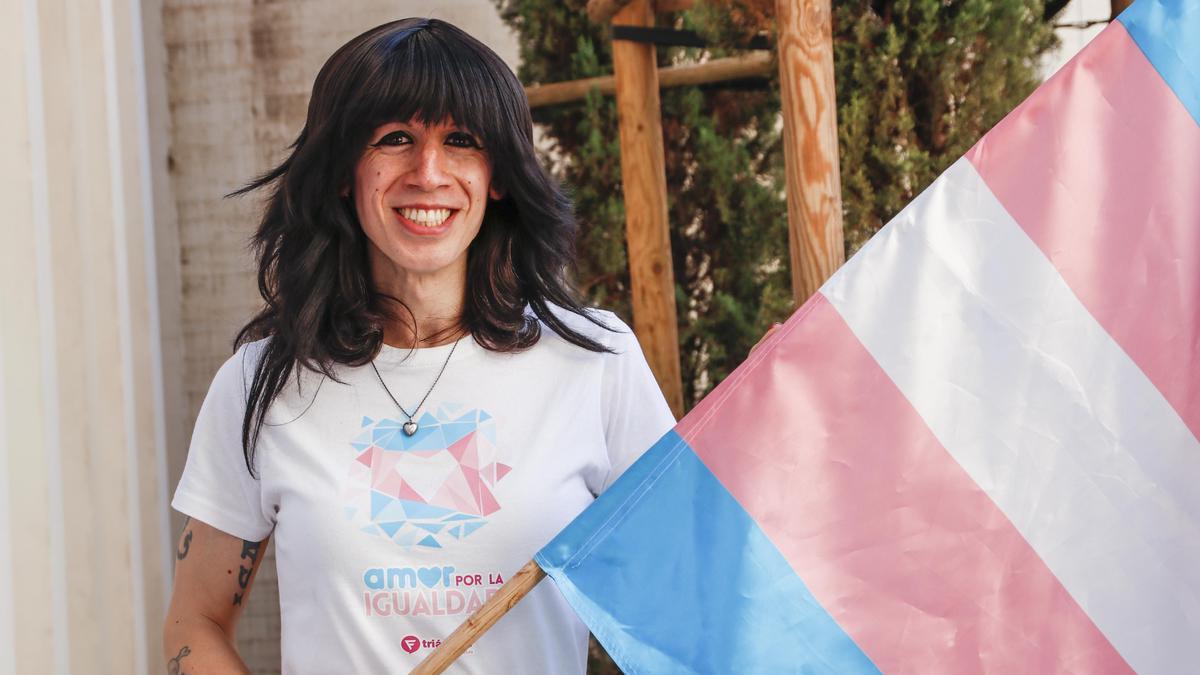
[446,132,481,149]
[373,131,410,147]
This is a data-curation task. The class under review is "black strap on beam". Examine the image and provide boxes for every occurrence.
[611,26,771,51]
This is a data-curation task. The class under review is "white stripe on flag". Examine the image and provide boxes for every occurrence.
[821,158,1200,674]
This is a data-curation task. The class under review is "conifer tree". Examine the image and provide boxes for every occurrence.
[494,0,1056,411]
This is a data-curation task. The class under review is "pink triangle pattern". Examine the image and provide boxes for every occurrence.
[342,405,512,549]
[373,469,405,497]
[356,447,376,468]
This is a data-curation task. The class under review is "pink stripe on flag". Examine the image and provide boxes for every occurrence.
[966,24,1200,439]
[677,295,1130,673]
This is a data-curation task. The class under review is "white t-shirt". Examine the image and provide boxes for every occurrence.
[172,309,675,674]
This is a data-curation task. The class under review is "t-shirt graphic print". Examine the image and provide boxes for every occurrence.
[343,404,512,550]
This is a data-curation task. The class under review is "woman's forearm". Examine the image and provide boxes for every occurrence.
[163,615,251,675]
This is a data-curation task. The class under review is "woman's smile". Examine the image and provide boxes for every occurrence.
[392,205,460,236]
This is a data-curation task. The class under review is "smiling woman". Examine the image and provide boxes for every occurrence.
[353,119,501,329]
[163,17,674,675]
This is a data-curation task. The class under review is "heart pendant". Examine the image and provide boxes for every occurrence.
[402,420,418,436]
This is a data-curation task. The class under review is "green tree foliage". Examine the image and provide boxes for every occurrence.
[494,0,1056,416]
[834,0,1057,251]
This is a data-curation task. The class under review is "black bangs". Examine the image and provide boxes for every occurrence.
[343,19,530,152]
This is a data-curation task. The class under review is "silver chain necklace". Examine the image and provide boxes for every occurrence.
[370,337,460,436]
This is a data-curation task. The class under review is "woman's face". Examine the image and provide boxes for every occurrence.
[353,118,499,290]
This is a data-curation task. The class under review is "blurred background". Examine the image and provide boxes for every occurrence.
[0,0,1109,673]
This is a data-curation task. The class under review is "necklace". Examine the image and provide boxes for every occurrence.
[370,337,460,436]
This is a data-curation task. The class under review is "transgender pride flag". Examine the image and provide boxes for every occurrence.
[535,0,1200,671]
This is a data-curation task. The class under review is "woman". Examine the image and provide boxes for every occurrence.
[164,18,674,675]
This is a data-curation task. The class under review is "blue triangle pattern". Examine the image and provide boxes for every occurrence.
[371,490,393,519]
[440,423,476,446]
[376,500,409,523]
[441,513,477,522]
[398,499,454,519]
[408,426,447,452]
[378,521,404,537]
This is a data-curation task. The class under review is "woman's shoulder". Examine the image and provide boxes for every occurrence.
[536,304,638,353]
[206,337,273,401]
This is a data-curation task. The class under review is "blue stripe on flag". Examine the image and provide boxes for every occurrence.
[1119,0,1200,125]
[536,430,879,674]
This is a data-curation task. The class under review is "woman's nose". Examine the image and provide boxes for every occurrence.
[406,142,451,190]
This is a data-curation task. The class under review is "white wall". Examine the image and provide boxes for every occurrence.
[0,0,173,672]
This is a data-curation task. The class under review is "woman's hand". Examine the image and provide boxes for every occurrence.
[749,322,784,356]
[163,518,270,674]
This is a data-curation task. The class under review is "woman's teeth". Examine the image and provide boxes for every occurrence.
[398,207,452,226]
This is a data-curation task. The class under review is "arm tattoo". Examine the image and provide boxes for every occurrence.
[167,645,190,675]
[175,517,192,561]
[232,539,263,606]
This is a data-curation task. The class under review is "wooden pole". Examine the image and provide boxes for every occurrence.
[525,52,772,109]
[411,561,546,674]
[611,0,685,417]
[588,0,635,23]
[775,0,844,305]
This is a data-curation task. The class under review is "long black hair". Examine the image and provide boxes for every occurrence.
[232,18,610,474]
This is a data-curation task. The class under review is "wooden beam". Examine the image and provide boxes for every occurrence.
[524,52,772,108]
[611,0,685,417]
[775,0,844,305]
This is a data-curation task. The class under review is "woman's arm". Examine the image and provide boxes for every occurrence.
[163,517,270,674]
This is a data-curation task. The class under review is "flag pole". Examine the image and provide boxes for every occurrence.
[410,560,547,674]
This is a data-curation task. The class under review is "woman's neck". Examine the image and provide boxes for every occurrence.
[382,312,462,349]
[373,263,467,349]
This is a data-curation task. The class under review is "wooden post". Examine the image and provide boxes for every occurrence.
[411,561,546,674]
[611,0,685,417]
[775,0,844,305]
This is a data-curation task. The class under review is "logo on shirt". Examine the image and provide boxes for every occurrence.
[401,635,421,654]
[400,629,420,653]
[341,404,512,549]
[397,633,472,656]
